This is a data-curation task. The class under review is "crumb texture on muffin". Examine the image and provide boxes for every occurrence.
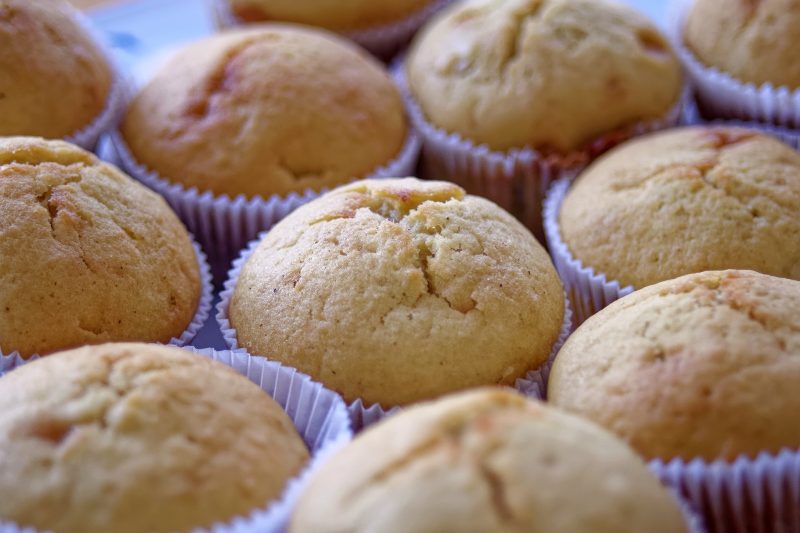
[290,388,687,533]
[229,0,433,30]
[406,0,682,152]
[0,343,308,533]
[549,270,800,461]
[230,178,564,407]
[122,26,407,197]
[559,127,800,288]
[684,0,800,89]
[0,0,112,138]
[0,137,201,357]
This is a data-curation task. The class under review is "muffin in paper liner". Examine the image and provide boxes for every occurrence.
[668,0,800,128]
[0,237,213,373]
[394,64,689,241]
[651,449,800,533]
[216,231,573,431]
[0,346,353,533]
[211,0,455,59]
[543,178,634,326]
[110,128,421,281]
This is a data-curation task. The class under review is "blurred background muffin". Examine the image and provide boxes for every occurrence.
[224,178,565,410]
[0,0,120,148]
[291,388,690,533]
[0,137,203,358]
[403,0,683,238]
[215,0,453,58]
[0,343,309,533]
[547,126,800,323]
[117,25,415,276]
[678,0,800,126]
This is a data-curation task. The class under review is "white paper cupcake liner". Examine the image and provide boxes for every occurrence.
[110,129,420,280]
[0,346,353,533]
[0,236,212,374]
[668,0,800,128]
[394,64,688,240]
[65,11,130,151]
[212,0,454,59]
[217,231,573,431]
[682,99,800,150]
[544,178,635,326]
[652,449,800,533]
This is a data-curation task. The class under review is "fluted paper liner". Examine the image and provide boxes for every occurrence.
[0,346,353,533]
[683,99,800,149]
[110,129,420,280]
[668,0,800,128]
[394,63,688,240]
[543,178,635,326]
[217,231,573,431]
[0,237,213,373]
[211,0,455,59]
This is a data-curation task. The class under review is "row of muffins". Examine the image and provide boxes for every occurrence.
[4,1,800,532]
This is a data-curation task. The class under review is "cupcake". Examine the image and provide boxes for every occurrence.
[0,0,124,149]
[548,270,800,531]
[115,25,418,277]
[545,126,800,324]
[219,178,567,424]
[0,137,209,361]
[0,343,310,533]
[214,0,454,58]
[674,0,800,127]
[291,388,694,533]
[401,0,684,239]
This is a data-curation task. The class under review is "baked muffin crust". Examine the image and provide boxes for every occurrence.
[0,137,200,357]
[559,126,800,289]
[230,178,564,407]
[406,0,682,152]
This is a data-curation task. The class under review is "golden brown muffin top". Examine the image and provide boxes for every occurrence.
[559,126,800,289]
[0,137,200,357]
[122,26,408,198]
[229,0,433,30]
[550,270,800,461]
[0,0,112,138]
[405,0,682,152]
[684,0,800,89]
[291,388,687,533]
[0,343,309,533]
[230,178,564,407]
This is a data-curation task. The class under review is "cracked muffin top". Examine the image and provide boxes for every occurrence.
[684,0,800,89]
[0,0,113,138]
[290,388,687,533]
[0,343,309,533]
[121,25,408,198]
[559,126,800,289]
[227,0,433,31]
[0,137,200,357]
[229,178,564,407]
[549,270,800,461]
[405,0,682,153]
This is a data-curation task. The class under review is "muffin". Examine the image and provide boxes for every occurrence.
[217,0,450,58]
[548,270,800,531]
[678,0,800,125]
[226,178,565,408]
[402,0,683,236]
[0,0,117,146]
[0,343,309,533]
[548,126,800,323]
[117,25,415,273]
[0,137,203,358]
[290,388,689,533]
